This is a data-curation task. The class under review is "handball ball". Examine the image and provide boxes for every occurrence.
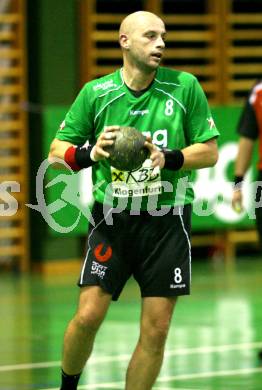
[105,126,149,171]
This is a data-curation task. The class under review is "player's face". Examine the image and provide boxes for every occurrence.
[128,18,166,72]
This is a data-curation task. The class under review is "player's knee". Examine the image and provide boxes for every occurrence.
[142,320,170,351]
[74,308,104,333]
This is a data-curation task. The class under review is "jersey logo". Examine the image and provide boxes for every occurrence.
[112,171,125,182]
[130,109,149,116]
[142,129,168,147]
[93,79,117,91]
[94,243,112,262]
[207,117,216,129]
[59,120,66,130]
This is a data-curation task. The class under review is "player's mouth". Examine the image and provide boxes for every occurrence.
[151,52,162,61]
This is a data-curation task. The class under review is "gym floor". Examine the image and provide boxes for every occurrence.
[1,257,262,389]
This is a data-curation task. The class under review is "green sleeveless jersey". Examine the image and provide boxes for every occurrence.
[55,67,219,210]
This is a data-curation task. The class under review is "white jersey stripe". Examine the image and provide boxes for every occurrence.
[154,88,187,113]
[94,92,126,122]
[178,206,192,283]
[155,78,181,87]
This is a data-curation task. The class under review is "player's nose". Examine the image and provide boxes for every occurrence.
[156,35,165,49]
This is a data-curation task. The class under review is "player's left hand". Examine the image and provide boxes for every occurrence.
[232,188,244,213]
[144,138,165,169]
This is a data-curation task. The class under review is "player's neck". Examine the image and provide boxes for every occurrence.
[122,65,155,91]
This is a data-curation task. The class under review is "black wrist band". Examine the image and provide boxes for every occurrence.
[234,175,244,186]
[162,148,184,171]
[75,145,96,169]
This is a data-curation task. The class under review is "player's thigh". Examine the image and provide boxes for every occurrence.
[135,205,192,297]
[255,175,262,247]
[76,285,112,329]
[255,210,262,248]
[79,202,132,300]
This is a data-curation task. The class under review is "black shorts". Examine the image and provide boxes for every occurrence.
[255,170,262,245]
[78,202,192,301]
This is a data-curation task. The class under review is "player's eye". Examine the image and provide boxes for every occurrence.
[145,32,156,39]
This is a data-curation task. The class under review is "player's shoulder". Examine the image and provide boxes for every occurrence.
[156,67,197,88]
[249,79,262,105]
[82,69,122,96]
[250,79,262,94]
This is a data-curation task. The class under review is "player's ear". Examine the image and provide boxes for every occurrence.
[119,34,130,50]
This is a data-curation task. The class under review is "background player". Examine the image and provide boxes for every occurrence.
[48,11,219,390]
[232,80,262,242]
[232,80,262,361]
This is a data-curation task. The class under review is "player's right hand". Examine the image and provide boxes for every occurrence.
[90,125,120,161]
[232,188,244,213]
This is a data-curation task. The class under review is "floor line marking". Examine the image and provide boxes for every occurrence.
[1,341,262,372]
[157,366,262,382]
[154,387,197,390]
[165,341,262,357]
[39,382,124,390]
[38,367,262,390]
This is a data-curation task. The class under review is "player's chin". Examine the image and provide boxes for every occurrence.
[146,61,161,71]
[149,57,162,68]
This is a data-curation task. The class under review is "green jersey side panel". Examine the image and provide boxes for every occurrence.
[55,67,220,210]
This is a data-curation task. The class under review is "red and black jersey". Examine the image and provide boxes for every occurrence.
[237,80,262,168]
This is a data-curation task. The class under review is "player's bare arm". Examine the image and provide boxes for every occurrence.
[48,139,74,169]
[145,138,218,171]
[234,136,255,177]
[48,126,119,169]
[181,138,218,169]
[232,136,255,212]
